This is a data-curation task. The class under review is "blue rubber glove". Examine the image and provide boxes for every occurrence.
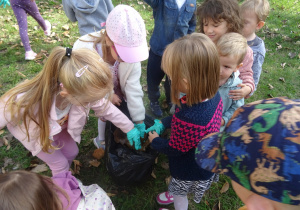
[0,0,10,8]
[134,122,146,138]
[145,119,165,135]
[127,127,141,150]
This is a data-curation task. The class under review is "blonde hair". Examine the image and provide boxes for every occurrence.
[162,33,220,107]
[217,32,248,64]
[1,47,113,153]
[241,0,270,22]
[0,170,68,210]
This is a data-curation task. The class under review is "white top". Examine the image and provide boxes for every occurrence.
[176,0,186,10]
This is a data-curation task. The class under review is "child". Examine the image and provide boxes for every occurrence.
[4,0,51,60]
[73,5,148,150]
[147,33,223,210]
[195,97,300,210]
[62,0,114,36]
[144,0,197,117]
[241,0,270,90]
[0,47,140,176]
[0,170,115,209]
[217,33,246,132]
[197,0,255,100]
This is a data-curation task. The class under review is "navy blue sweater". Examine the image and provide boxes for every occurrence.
[151,93,223,181]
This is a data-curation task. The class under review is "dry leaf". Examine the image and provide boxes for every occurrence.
[161,162,169,170]
[17,71,26,78]
[0,130,4,135]
[220,181,230,193]
[15,52,21,55]
[73,160,82,174]
[31,164,48,173]
[92,148,105,160]
[62,31,70,38]
[288,52,297,59]
[151,171,157,179]
[268,84,274,89]
[142,85,148,92]
[89,159,101,167]
[3,136,10,150]
[3,157,13,168]
[268,94,274,98]
[212,201,220,210]
[62,25,70,31]
[281,63,286,68]
[155,157,158,164]
[165,176,171,185]
[107,193,116,197]
[279,77,285,82]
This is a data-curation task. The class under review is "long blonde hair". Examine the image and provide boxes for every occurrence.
[162,33,220,106]
[0,170,68,210]
[1,47,113,153]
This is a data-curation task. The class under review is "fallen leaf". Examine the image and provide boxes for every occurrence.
[62,25,70,31]
[31,164,48,173]
[92,148,105,160]
[268,94,274,98]
[107,193,116,197]
[161,162,169,170]
[165,176,171,185]
[268,84,274,90]
[3,158,13,168]
[151,171,157,179]
[3,136,10,150]
[288,52,297,59]
[0,130,4,135]
[155,157,158,164]
[281,63,286,68]
[17,71,26,78]
[212,201,220,210]
[73,160,82,174]
[142,85,147,92]
[279,77,285,82]
[220,181,230,193]
[89,159,101,167]
[62,31,70,38]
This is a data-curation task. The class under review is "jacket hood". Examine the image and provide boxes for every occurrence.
[71,0,100,14]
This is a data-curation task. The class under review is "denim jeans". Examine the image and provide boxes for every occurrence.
[147,49,171,103]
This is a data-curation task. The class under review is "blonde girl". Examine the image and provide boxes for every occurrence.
[147,33,223,210]
[0,170,115,209]
[73,5,148,150]
[0,46,140,175]
[197,0,255,100]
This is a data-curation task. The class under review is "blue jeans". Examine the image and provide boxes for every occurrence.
[147,49,171,103]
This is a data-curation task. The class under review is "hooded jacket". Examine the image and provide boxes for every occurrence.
[62,0,114,36]
[218,71,245,132]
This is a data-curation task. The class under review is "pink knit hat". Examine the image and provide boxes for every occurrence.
[106,5,149,63]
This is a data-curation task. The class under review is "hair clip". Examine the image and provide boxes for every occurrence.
[60,83,64,88]
[66,47,72,57]
[76,65,89,77]
[100,22,106,27]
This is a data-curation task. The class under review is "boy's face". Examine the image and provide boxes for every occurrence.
[241,10,260,40]
[219,55,241,85]
[203,18,228,44]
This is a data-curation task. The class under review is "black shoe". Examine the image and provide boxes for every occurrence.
[150,102,163,117]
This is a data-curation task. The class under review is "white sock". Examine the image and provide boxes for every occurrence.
[96,118,106,141]
[174,195,188,210]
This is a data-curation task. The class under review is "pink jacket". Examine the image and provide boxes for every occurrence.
[0,95,134,156]
[239,46,255,97]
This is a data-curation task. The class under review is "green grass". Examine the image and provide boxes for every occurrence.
[0,0,299,209]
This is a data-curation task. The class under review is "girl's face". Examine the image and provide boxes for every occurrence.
[203,18,229,44]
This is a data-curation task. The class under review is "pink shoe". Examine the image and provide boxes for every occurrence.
[25,50,37,60]
[159,208,169,210]
[156,191,174,205]
[44,20,51,36]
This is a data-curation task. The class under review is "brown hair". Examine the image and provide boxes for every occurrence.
[197,0,243,34]
[161,33,220,107]
[0,47,113,153]
[217,32,248,64]
[241,0,270,22]
[0,170,68,210]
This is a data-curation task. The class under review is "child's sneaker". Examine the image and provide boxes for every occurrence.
[93,138,105,149]
[150,101,163,117]
[25,50,37,60]
[156,191,174,205]
[44,20,51,36]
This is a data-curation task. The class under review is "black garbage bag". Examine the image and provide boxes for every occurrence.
[105,115,158,185]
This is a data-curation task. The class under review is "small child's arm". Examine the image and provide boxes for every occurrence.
[62,0,77,22]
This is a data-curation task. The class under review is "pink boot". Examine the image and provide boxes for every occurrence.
[25,50,37,60]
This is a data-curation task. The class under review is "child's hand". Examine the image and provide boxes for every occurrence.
[221,118,225,126]
[229,84,251,100]
[145,119,165,135]
[112,94,122,106]
[148,131,159,143]
[127,127,141,150]
[0,0,10,8]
